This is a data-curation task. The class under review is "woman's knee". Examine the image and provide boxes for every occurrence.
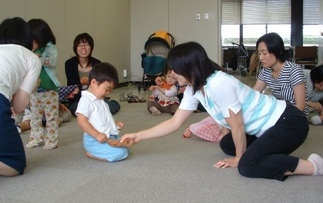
[59,110,72,122]
[0,162,20,177]
[237,155,258,178]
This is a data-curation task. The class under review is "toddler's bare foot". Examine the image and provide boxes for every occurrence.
[183,127,192,138]
[86,152,107,162]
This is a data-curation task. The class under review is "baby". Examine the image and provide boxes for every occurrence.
[148,68,179,115]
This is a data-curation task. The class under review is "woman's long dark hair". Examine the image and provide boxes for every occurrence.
[167,41,221,94]
[0,17,33,50]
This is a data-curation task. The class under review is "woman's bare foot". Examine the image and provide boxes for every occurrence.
[85,152,108,162]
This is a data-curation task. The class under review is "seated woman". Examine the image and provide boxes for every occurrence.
[64,33,120,115]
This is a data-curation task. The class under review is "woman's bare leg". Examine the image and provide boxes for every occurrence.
[0,162,19,177]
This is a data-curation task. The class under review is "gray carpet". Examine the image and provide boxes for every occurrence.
[1,80,323,203]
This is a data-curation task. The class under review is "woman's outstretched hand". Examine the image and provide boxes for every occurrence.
[213,157,240,168]
[120,133,139,146]
[106,138,133,147]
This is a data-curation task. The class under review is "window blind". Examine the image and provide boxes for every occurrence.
[303,0,319,25]
[222,0,241,25]
[241,0,291,24]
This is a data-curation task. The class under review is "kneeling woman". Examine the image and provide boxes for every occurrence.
[121,41,323,181]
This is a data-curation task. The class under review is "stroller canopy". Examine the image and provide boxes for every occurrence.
[144,31,175,50]
[138,31,175,91]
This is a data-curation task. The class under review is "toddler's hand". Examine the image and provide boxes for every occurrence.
[59,103,69,113]
[96,132,107,143]
[116,121,124,130]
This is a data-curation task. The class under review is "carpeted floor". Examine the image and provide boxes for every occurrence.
[1,74,322,203]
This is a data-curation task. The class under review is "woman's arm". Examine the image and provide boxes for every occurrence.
[120,109,192,143]
[293,83,306,112]
[214,109,246,168]
[11,89,30,114]
[65,58,80,86]
[253,79,266,93]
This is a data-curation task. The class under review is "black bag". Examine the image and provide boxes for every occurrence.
[104,98,121,114]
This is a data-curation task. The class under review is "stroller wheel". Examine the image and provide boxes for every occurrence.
[241,70,247,77]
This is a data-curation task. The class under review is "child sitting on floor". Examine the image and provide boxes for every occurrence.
[148,68,179,115]
[304,65,323,125]
[76,62,131,162]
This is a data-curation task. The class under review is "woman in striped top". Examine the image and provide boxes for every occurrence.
[121,42,323,181]
[253,32,308,116]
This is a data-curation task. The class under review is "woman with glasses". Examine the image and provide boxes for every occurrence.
[64,33,102,115]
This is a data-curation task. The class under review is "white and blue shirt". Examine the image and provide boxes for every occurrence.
[179,71,286,137]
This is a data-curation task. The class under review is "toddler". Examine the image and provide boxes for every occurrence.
[304,65,323,125]
[14,85,79,133]
[26,19,60,150]
[76,63,130,162]
[148,68,179,115]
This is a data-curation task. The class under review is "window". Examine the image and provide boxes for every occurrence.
[303,0,320,45]
[221,0,320,47]
[221,1,240,46]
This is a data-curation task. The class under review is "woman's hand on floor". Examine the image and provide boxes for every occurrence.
[213,157,240,168]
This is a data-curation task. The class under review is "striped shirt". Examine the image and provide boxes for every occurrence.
[258,61,308,116]
[179,71,286,137]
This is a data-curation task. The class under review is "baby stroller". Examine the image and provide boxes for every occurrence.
[232,42,249,76]
[138,31,175,91]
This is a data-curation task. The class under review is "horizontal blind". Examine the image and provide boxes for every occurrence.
[242,0,291,24]
[303,0,319,24]
[222,0,241,24]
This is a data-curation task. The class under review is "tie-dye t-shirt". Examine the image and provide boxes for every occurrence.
[179,71,286,137]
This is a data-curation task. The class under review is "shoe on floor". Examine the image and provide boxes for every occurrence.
[43,143,58,150]
[149,107,161,116]
[16,125,22,134]
[26,141,42,148]
[308,153,323,175]
[310,115,322,125]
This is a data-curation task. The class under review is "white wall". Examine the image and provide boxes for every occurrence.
[130,0,222,82]
[0,0,130,85]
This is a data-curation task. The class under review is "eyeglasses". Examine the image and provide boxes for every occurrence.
[77,43,90,48]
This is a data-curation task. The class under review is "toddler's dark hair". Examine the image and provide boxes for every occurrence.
[311,64,323,85]
[89,62,119,87]
[27,18,56,48]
